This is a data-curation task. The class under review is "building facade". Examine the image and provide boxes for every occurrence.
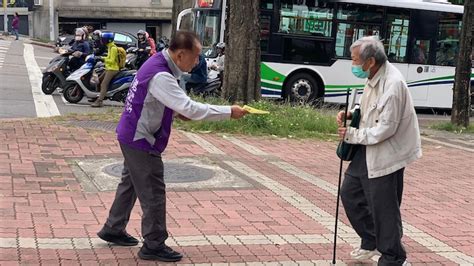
[4,0,172,41]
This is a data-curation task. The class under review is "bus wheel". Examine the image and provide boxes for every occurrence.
[285,73,319,104]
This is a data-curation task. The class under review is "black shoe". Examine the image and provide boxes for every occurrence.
[138,244,183,262]
[97,228,139,246]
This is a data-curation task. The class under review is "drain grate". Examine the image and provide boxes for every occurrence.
[68,120,118,131]
[103,162,214,183]
[72,158,253,191]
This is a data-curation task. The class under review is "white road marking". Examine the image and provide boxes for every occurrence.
[23,44,60,117]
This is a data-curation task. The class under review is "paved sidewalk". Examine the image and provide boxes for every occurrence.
[0,118,473,265]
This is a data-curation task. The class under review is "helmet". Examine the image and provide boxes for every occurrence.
[101,32,115,45]
[92,30,102,40]
[137,30,146,41]
[216,42,225,49]
[86,25,94,34]
[75,28,86,41]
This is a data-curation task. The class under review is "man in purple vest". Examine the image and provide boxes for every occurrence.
[97,31,248,262]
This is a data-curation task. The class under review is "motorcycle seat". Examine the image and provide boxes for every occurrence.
[113,70,136,80]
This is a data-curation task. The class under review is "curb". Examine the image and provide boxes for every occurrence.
[29,41,55,49]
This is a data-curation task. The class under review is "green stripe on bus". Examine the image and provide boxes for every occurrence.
[261,63,286,82]
[408,75,454,84]
[407,73,473,84]
[261,81,283,90]
[325,84,365,89]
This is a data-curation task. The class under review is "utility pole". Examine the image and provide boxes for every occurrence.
[3,0,7,35]
[49,0,54,41]
[451,0,473,127]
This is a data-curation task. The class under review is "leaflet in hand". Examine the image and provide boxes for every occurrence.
[243,105,270,114]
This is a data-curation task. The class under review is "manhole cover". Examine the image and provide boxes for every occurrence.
[72,158,253,191]
[103,162,214,183]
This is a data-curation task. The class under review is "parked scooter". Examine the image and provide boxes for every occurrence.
[41,50,72,95]
[185,76,222,97]
[62,54,136,104]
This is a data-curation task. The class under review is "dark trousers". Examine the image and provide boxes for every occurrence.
[341,166,406,265]
[104,143,168,250]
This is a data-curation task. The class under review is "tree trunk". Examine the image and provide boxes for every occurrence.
[171,0,194,39]
[451,0,473,127]
[222,0,261,103]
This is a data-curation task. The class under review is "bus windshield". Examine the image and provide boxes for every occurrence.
[195,10,221,58]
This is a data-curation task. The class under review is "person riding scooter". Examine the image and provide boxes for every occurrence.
[68,28,91,72]
[91,32,120,107]
[210,42,225,73]
[136,30,151,69]
[91,30,107,56]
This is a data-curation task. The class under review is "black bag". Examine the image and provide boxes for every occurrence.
[336,107,361,161]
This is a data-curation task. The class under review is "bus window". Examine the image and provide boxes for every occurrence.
[335,23,380,58]
[384,9,410,63]
[435,13,462,66]
[261,0,274,10]
[260,14,271,53]
[412,40,430,64]
[408,10,438,65]
[279,0,334,37]
[283,37,332,64]
[337,3,384,24]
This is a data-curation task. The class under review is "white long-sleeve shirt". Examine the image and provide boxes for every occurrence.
[148,50,231,121]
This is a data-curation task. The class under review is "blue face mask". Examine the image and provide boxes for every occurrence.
[351,65,370,79]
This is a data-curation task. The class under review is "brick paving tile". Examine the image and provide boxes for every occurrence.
[0,120,473,265]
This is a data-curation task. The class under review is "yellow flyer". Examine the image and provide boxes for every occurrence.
[243,105,270,114]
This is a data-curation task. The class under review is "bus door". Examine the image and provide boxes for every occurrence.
[407,10,439,105]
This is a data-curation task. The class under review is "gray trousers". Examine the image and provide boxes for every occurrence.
[341,148,406,265]
[104,143,168,250]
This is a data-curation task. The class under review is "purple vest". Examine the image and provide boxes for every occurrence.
[116,52,174,153]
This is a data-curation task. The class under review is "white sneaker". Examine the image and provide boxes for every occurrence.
[350,247,381,260]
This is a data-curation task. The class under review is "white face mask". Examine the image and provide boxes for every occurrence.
[75,36,82,41]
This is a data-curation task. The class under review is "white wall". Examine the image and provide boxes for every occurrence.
[105,22,146,35]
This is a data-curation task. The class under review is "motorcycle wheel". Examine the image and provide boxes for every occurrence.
[63,83,84,104]
[41,74,58,95]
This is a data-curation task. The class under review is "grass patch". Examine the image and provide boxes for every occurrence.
[40,98,339,140]
[429,122,474,134]
[175,97,339,140]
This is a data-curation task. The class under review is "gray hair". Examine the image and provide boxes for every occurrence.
[350,36,387,66]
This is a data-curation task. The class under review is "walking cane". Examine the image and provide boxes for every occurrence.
[332,88,351,265]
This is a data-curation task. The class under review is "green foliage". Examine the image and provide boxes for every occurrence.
[430,121,474,134]
[175,98,339,140]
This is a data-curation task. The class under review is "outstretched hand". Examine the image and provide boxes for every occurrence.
[230,105,249,119]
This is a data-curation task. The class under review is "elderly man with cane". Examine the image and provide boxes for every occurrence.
[336,36,422,265]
